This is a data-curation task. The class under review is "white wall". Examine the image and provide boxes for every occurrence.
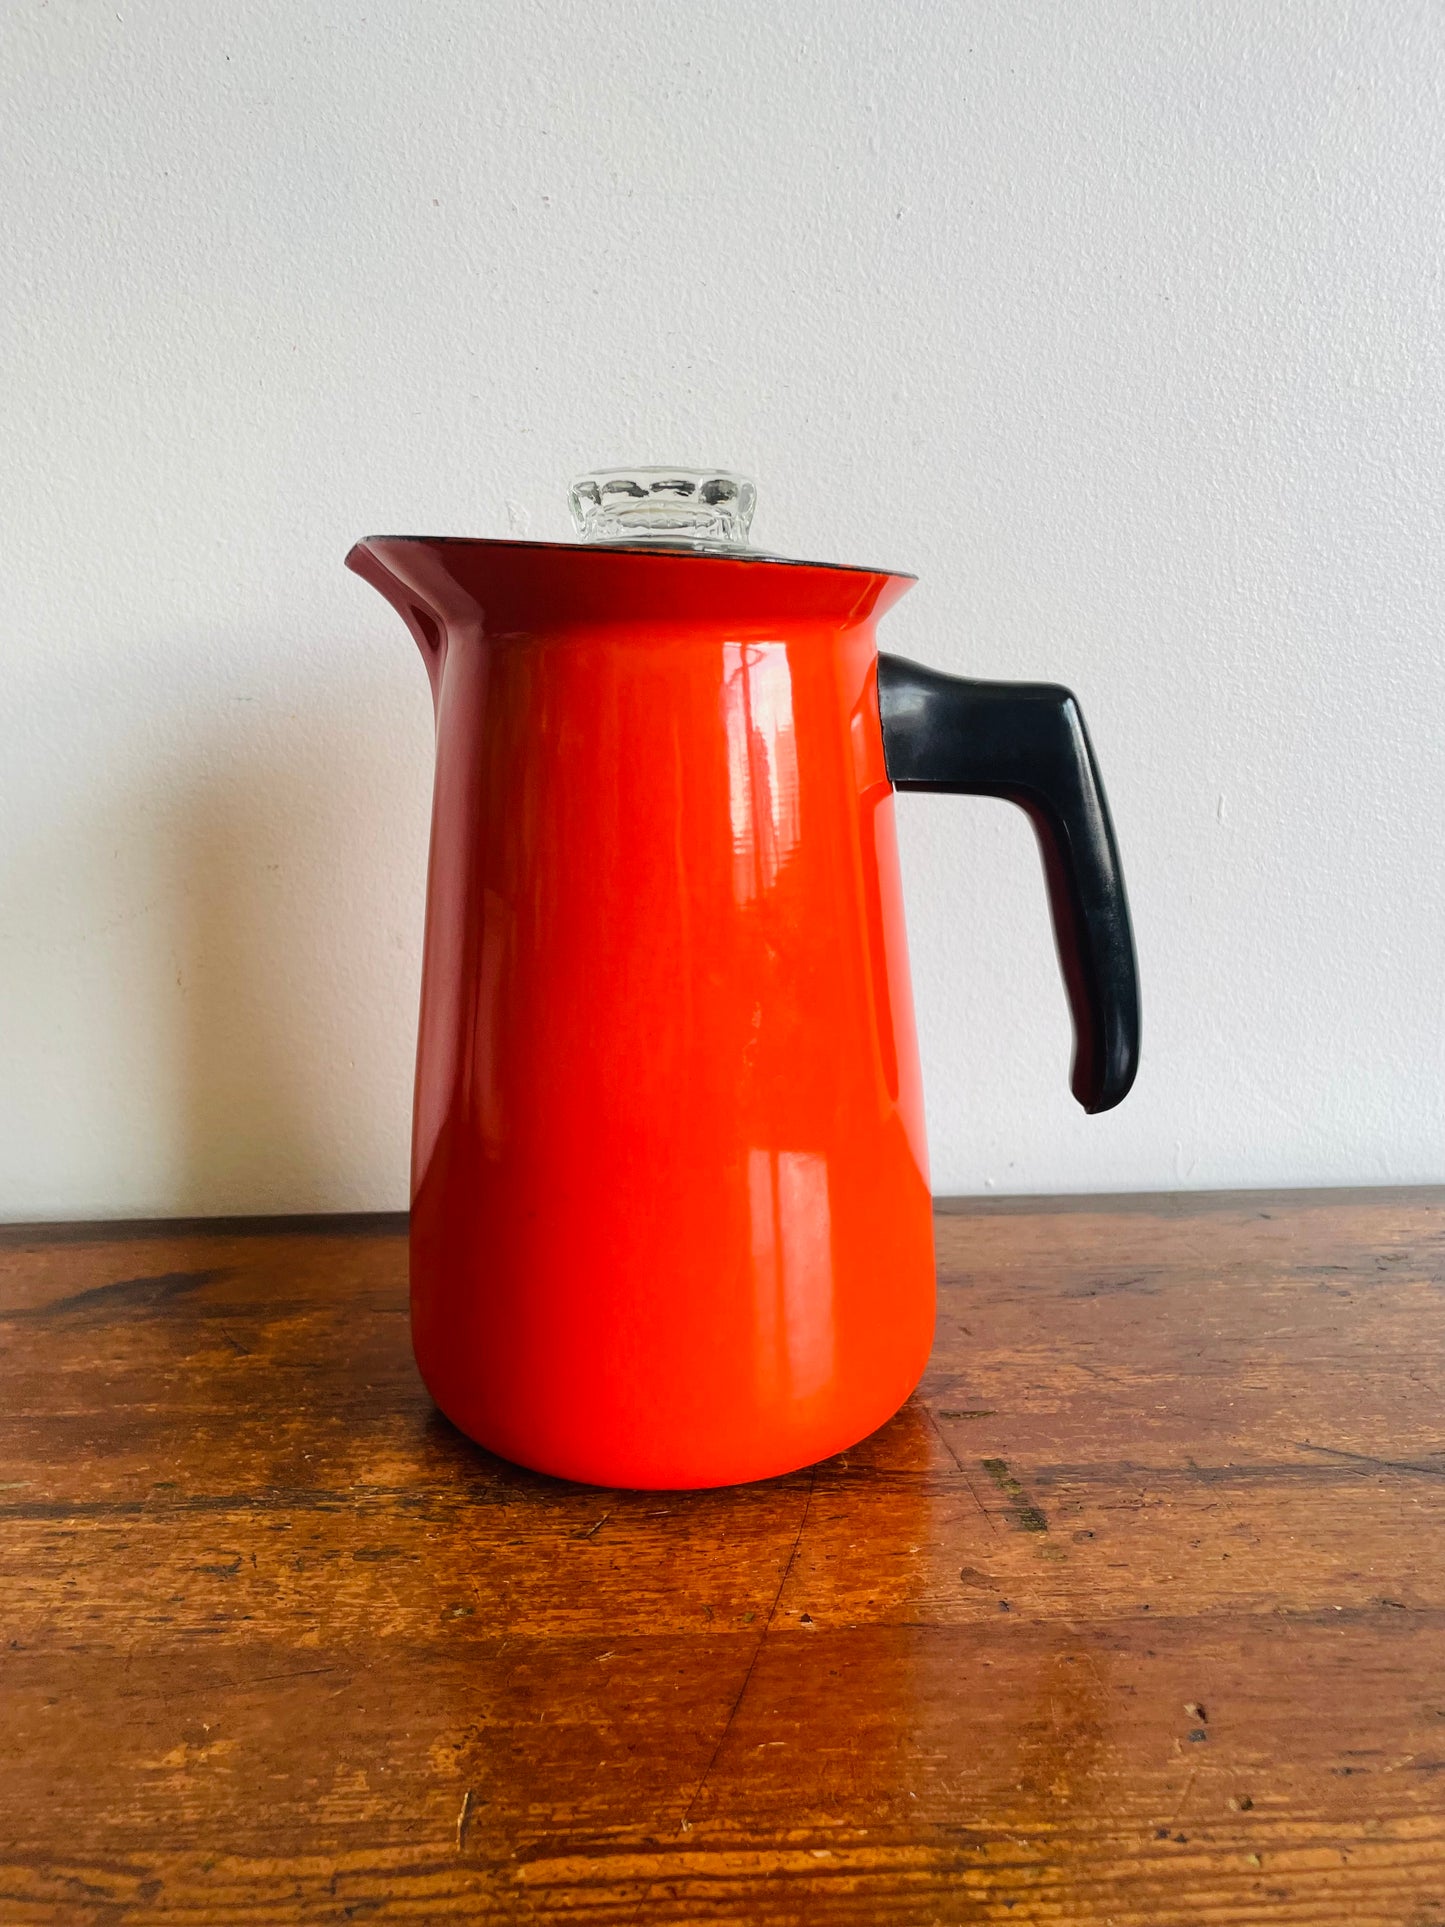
[3,0,1443,1217]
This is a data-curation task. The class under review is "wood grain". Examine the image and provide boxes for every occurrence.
[3,1191,1445,1924]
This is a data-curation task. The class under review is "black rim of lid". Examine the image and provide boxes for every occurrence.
[358,533,914,581]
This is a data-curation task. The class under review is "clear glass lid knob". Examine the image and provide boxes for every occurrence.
[569,467,756,548]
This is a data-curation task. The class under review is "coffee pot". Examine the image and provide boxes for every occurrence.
[348,468,1139,1489]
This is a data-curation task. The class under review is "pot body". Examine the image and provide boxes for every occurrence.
[349,539,935,1488]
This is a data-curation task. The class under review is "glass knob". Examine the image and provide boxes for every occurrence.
[569,467,756,548]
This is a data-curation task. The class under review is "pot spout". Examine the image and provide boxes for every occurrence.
[346,540,447,704]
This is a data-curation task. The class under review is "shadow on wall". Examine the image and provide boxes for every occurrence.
[100,660,432,1218]
[0,626,424,1221]
[164,675,430,1216]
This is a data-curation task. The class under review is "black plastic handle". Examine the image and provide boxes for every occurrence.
[877,653,1140,1114]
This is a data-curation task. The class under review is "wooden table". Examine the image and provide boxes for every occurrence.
[4,1191,1444,1924]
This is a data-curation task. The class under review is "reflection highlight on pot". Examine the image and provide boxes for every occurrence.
[748,1149,835,1404]
[722,642,800,901]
